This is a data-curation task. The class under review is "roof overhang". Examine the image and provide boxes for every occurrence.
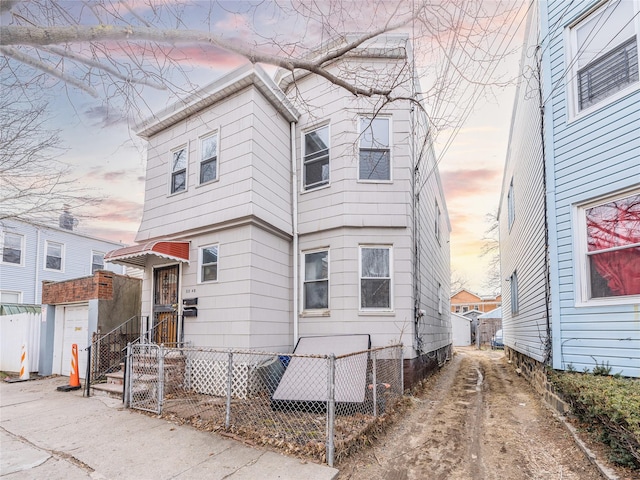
[105,241,190,268]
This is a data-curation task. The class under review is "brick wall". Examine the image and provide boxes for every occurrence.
[42,270,114,304]
[505,346,569,414]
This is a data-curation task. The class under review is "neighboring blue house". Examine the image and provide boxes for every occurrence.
[0,213,126,304]
[499,0,640,380]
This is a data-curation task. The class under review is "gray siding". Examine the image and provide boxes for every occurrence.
[499,0,548,363]
[0,219,124,304]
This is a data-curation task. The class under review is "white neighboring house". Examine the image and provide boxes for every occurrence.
[0,214,126,304]
[499,0,640,379]
[451,313,472,346]
[106,35,452,387]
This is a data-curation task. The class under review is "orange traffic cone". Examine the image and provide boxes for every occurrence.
[57,343,82,392]
[20,344,29,380]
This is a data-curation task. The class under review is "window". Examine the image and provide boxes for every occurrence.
[507,178,515,229]
[303,126,330,190]
[359,117,391,181]
[200,245,218,282]
[0,291,21,303]
[200,133,218,184]
[171,146,187,193]
[577,191,640,303]
[1,232,23,265]
[91,251,105,274]
[569,0,639,115]
[303,250,329,310]
[510,271,519,315]
[455,306,461,313]
[45,241,63,271]
[435,200,442,244]
[474,305,480,311]
[360,246,392,310]
[462,306,469,313]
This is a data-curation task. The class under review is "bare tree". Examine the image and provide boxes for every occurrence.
[0,1,522,124]
[0,93,98,222]
[480,210,501,295]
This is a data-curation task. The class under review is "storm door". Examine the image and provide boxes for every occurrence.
[152,265,179,344]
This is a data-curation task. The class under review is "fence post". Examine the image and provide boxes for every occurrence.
[84,345,92,398]
[399,344,404,394]
[372,352,378,417]
[225,351,234,429]
[158,344,165,415]
[326,354,336,467]
[125,342,132,408]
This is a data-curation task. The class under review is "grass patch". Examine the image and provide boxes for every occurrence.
[548,369,640,470]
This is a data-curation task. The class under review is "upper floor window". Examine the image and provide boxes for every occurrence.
[92,251,105,274]
[171,146,187,194]
[45,241,63,271]
[359,117,391,181]
[200,133,218,185]
[199,244,218,283]
[303,125,330,190]
[360,246,392,310]
[576,190,640,304]
[507,178,515,230]
[303,249,329,310]
[568,0,639,116]
[1,232,23,265]
[510,271,519,315]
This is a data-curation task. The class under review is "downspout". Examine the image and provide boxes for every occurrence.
[35,229,41,303]
[290,121,299,346]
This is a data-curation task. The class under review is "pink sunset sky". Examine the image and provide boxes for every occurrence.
[10,1,527,296]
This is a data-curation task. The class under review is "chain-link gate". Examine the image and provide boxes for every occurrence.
[127,343,163,414]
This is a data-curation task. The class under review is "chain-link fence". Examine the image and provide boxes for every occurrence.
[126,344,403,466]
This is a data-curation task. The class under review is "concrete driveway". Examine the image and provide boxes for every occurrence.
[0,376,338,479]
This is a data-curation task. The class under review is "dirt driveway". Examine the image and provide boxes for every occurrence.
[336,347,605,480]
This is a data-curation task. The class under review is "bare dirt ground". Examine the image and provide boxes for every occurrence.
[336,347,616,480]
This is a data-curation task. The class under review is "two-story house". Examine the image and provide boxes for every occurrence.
[106,35,452,387]
[0,212,126,304]
[499,0,639,381]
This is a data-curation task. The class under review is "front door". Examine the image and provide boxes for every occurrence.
[153,265,179,344]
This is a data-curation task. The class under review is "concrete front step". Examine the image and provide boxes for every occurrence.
[91,382,124,399]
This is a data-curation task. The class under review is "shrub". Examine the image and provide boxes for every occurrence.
[549,370,640,470]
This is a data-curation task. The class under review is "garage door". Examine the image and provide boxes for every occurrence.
[61,305,89,379]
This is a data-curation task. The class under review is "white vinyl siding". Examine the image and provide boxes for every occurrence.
[507,179,515,230]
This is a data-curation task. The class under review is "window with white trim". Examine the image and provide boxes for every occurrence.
[91,251,105,274]
[45,241,63,271]
[303,250,329,310]
[576,190,640,303]
[510,271,519,315]
[199,244,218,283]
[360,246,392,310]
[1,232,23,265]
[359,117,391,181]
[0,291,22,303]
[507,178,515,230]
[170,146,187,194]
[200,133,218,184]
[303,126,330,190]
[568,0,640,115]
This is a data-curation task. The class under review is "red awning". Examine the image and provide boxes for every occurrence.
[105,241,190,268]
